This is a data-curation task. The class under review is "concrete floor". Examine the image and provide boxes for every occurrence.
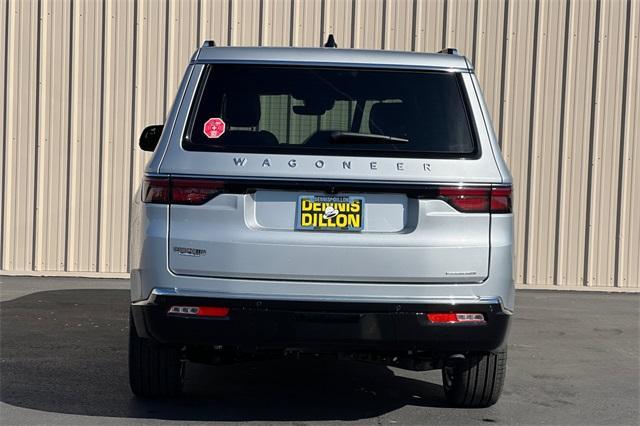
[0,276,638,425]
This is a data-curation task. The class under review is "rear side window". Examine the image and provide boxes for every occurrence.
[184,65,478,158]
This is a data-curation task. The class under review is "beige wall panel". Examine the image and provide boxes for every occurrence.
[66,0,104,272]
[1,0,638,291]
[556,0,598,286]
[0,0,8,267]
[166,0,198,114]
[99,0,134,273]
[3,0,39,271]
[291,0,321,47]
[353,0,384,49]
[618,0,640,288]
[231,0,261,46]
[586,0,628,288]
[384,0,414,51]
[445,0,475,58]
[130,0,167,197]
[34,0,71,271]
[526,0,567,285]
[200,0,231,46]
[323,0,355,48]
[413,0,445,52]
[474,0,506,128]
[262,0,292,46]
[500,0,537,286]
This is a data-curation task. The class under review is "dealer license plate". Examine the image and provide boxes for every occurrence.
[296,195,364,232]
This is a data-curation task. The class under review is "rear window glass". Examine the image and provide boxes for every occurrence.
[184,65,477,158]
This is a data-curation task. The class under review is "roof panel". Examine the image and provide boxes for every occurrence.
[194,46,470,70]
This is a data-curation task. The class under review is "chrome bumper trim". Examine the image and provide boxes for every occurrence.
[132,287,513,315]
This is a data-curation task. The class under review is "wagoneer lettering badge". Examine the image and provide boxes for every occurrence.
[232,157,432,173]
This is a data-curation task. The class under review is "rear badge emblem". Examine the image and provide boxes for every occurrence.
[173,247,207,257]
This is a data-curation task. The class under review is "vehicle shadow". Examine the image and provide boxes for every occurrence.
[0,289,449,421]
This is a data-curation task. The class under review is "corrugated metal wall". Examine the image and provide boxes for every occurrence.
[1,0,638,291]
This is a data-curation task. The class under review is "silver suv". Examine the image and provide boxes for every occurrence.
[129,40,514,408]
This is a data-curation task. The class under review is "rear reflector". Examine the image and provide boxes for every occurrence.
[168,306,230,318]
[426,312,486,324]
[197,306,231,317]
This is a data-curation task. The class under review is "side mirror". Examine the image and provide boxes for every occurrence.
[139,125,163,152]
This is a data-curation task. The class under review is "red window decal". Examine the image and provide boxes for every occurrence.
[203,117,226,139]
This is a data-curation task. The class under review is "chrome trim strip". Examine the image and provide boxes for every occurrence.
[143,173,507,188]
[132,287,513,315]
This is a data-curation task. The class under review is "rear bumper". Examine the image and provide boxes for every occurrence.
[131,291,511,353]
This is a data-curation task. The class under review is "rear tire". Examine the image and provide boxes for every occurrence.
[129,312,184,397]
[441,349,507,408]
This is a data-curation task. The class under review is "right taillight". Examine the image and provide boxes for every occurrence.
[438,185,511,213]
[142,177,225,205]
[490,186,512,213]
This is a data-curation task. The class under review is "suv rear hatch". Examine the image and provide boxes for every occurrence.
[158,64,506,283]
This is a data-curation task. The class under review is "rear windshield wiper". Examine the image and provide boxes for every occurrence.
[329,132,409,144]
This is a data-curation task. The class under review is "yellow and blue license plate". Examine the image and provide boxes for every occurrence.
[296,195,364,232]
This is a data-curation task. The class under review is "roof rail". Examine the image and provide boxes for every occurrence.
[203,40,216,47]
[438,47,459,55]
[324,34,338,48]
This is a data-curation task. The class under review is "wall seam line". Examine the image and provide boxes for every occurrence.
[258,0,264,46]
[497,0,510,146]
[350,0,356,48]
[63,0,74,271]
[583,0,602,287]
[553,0,572,286]
[96,0,107,272]
[613,0,632,288]
[196,0,201,46]
[0,0,11,269]
[441,0,448,49]
[162,0,169,115]
[410,0,417,51]
[31,0,43,271]
[126,0,138,273]
[471,0,479,65]
[227,0,233,45]
[523,0,541,285]
[381,0,387,49]
[289,0,295,47]
[319,0,325,46]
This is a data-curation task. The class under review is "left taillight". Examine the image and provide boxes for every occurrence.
[171,178,225,205]
[142,177,170,203]
[142,177,224,205]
